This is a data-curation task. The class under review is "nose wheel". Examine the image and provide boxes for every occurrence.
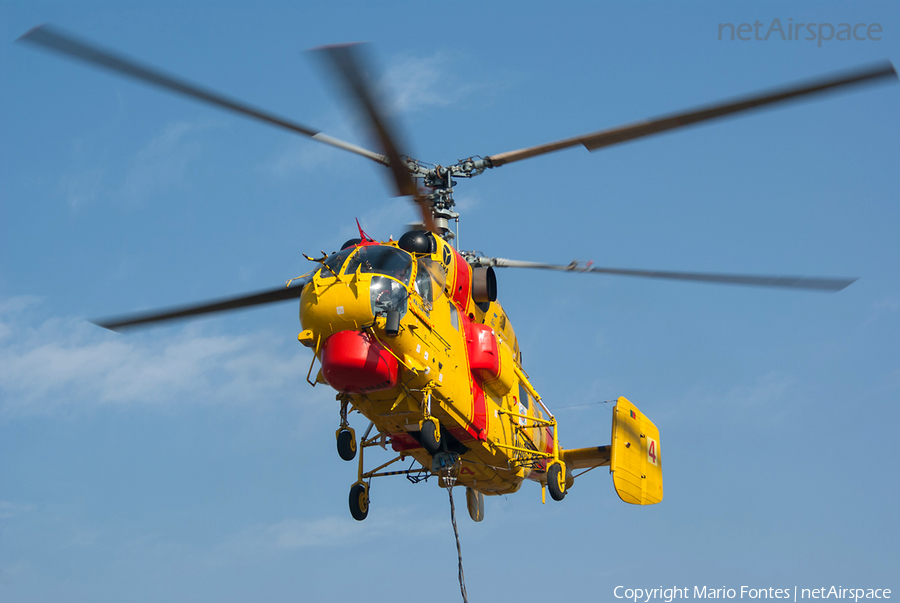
[349,482,369,521]
[335,396,357,461]
[336,428,357,461]
[420,417,442,455]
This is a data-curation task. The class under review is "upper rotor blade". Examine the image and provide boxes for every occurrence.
[486,62,897,167]
[18,24,386,166]
[315,43,436,232]
[94,278,311,332]
[488,259,856,292]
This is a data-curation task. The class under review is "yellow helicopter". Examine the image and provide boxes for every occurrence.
[20,25,896,523]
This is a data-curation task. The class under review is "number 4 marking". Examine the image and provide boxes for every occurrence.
[647,438,659,466]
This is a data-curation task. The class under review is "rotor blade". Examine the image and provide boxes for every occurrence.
[314,43,436,232]
[94,278,311,332]
[486,62,897,166]
[487,259,856,291]
[18,24,386,166]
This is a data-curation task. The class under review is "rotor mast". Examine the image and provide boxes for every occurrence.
[405,156,493,246]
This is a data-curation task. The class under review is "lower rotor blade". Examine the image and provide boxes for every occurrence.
[488,259,856,292]
[94,278,311,332]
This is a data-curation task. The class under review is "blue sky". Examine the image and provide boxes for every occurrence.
[1,2,899,602]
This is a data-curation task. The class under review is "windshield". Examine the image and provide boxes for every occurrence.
[316,247,355,278]
[344,246,412,285]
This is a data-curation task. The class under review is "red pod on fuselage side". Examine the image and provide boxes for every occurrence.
[320,330,398,393]
[466,322,500,380]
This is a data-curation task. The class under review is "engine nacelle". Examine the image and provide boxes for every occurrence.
[471,266,497,303]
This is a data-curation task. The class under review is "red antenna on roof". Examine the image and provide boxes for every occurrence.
[355,218,375,243]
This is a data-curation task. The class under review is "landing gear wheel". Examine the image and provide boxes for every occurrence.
[336,429,356,461]
[547,462,567,501]
[421,418,442,455]
[349,483,369,521]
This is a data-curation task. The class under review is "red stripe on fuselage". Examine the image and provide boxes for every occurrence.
[456,311,488,443]
[451,249,471,313]
[471,380,488,441]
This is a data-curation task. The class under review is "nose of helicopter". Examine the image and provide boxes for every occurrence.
[298,257,409,393]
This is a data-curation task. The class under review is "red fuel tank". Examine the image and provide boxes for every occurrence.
[465,322,500,381]
[321,330,398,393]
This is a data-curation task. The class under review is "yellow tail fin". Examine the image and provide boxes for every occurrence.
[610,397,663,505]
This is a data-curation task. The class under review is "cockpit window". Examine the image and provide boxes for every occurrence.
[415,265,432,304]
[415,257,446,305]
[344,246,412,285]
[317,247,355,278]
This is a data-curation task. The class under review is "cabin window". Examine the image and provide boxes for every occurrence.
[449,302,459,331]
[344,246,412,285]
[516,384,529,426]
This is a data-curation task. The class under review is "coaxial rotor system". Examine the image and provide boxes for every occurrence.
[19,24,898,329]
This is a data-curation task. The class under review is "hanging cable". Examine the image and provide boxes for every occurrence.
[448,486,468,603]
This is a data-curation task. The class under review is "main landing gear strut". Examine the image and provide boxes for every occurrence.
[343,421,429,522]
[336,397,357,461]
[335,389,456,522]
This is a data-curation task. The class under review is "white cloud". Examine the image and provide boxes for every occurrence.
[866,296,900,325]
[720,371,795,410]
[260,51,491,180]
[873,297,899,311]
[679,371,798,430]
[60,526,100,550]
[118,121,210,204]
[381,51,480,115]
[343,197,419,241]
[56,117,211,209]
[265,138,334,176]
[452,192,480,214]
[271,516,364,549]
[0,295,42,317]
[56,136,107,210]
[258,106,365,179]
[0,500,35,520]
[0,297,319,419]
[58,167,105,210]
[208,508,443,565]
[0,561,31,584]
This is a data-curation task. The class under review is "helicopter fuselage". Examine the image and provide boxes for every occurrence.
[298,234,558,495]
